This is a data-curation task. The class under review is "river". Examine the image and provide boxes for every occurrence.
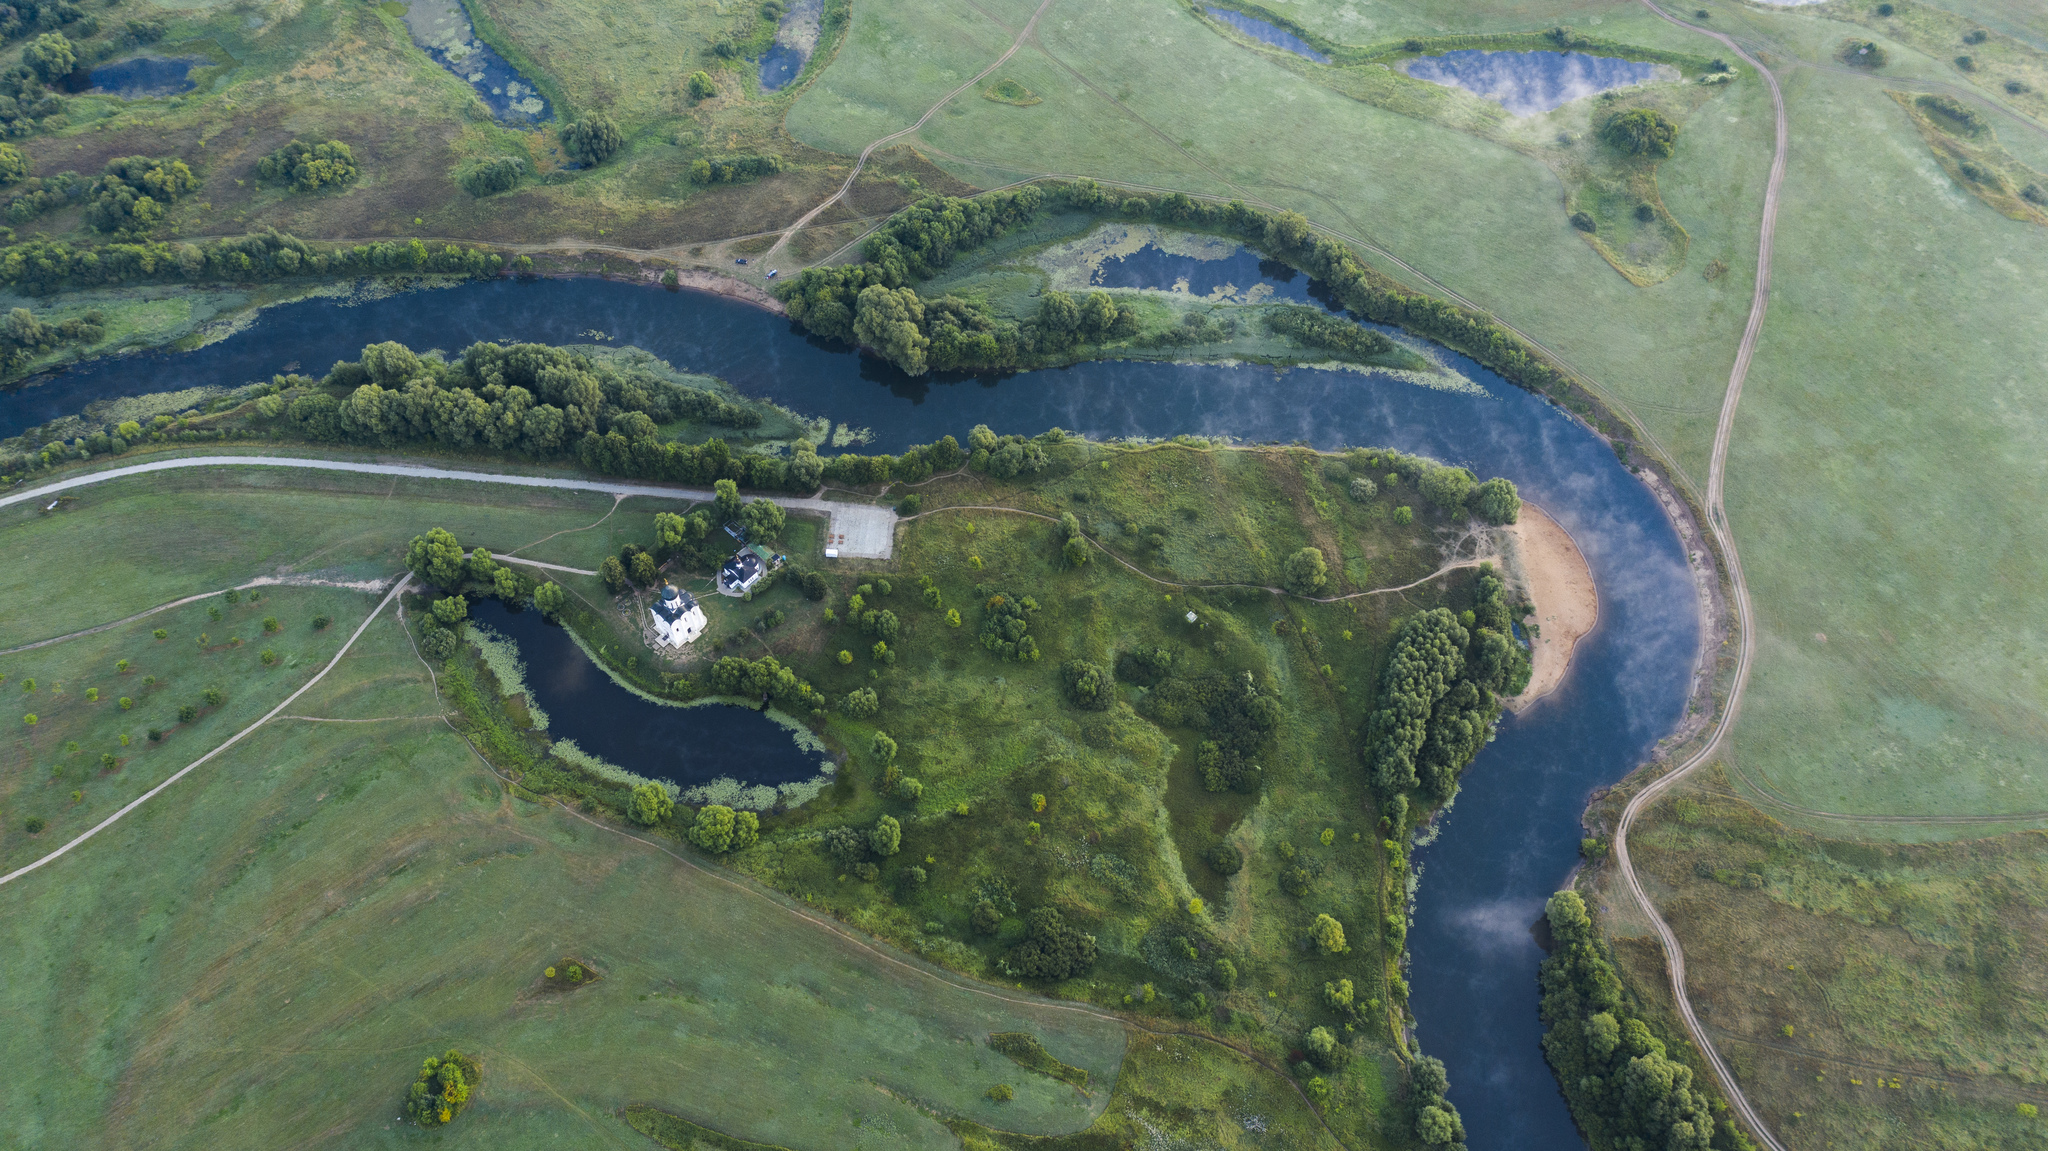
[0,274,1697,1151]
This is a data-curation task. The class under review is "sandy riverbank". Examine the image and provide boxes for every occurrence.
[1501,502,1598,711]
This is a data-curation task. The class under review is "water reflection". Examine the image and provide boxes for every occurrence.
[1204,7,1330,64]
[759,0,823,91]
[1405,49,1659,116]
[400,0,552,124]
[89,56,208,99]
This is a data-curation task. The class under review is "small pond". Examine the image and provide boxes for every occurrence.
[1205,7,1330,64]
[471,598,833,807]
[398,0,551,125]
[1090,240,1331,308]
[759,0,823,91]
[89,55,209,99]
[1404,49,1663,116]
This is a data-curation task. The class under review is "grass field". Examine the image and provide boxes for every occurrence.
[1606,778,2048,1150]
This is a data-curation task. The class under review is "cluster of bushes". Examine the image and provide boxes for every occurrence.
[977,588,1040,661]
[256,139,358,193]
[404,1050,478,1126]
[1916,93,1987,135]
[561,115,622,166]
[458,155,524,198]
[0,304,100,374]
[84,155,198,236]
[1603,109,1679,159]
[690,803,760,852]
[817,814,902,879]
[1264,304,1395,360]
[3,171,78,224]
[778,181,1590,404]
[1001,907,1098,981]
[706,653,827,711]
[0,231,502,294]
[1143,670,1282,792]
[1404,1056,1471,1150]
[1541,891,1754,1151]
[1139,309,1238,348]
[687,153,784,185]
[1364,566,1531,806]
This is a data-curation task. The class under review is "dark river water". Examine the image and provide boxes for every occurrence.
[1,270,1697,1151]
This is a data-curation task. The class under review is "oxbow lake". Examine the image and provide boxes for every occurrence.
[2,262,1698,1151]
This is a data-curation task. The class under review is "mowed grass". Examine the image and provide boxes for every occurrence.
[0,464,634,648]
[1612,780,2048,1150]
[1713,52,2048,831]
[0,586,375,875]
[0,608,1129,1150]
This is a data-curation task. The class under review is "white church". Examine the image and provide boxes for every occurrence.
[649,583,707,649]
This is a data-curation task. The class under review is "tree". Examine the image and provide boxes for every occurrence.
[629,782,675,825]
[493,567,523,602]
[740,497,786,541]
[853,285,930,375]
[431,595,469,629]
[1008,907,1097,980]
[256,139,359,192]
[0,143,27,187]
[599,555,627,593]
[466,547,497,584]
[713,478,741,521]
[1213,958,1237,988]
[1418,464,1476,512]
[1471,476,1520,524]
[687,70,717,100]
[1311,913,1347,954]
[1060,658,1113,710]
[690,804,759,852]
[533,581,567,617]
[630,551,659,586]
[23,34,75,85]
[1323,978,1355,1013]
[405,1050,476,1126]
[1603,108,1679,158]
[1304,1025,1342,1069]
[1059,510,1090,567]
[842,687,879,718]
[406,527,468,588]
[1284,547,1329,595]
[870,730,897,762]
[869,814,902,857]
[1416,1105,1464,1145]
[561,115,623,165]
[84,156,199,236]
[896,776,923,802]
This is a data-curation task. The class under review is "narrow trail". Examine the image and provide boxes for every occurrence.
[900,502,1492,601]
[762,0,1062,266]
[0,577,409,889]
[0,575,396,656]
[1610,5,1787,1150]
[1728,761,2048,826]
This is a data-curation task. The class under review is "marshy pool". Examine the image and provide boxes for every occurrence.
[471,598,832,808]
[89,55,210,99]
[1404,49,1667,116]
[397,0,551,125]
[1204,7,1330,64]
[759,0,823,91]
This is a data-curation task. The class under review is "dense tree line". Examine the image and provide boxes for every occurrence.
[1364,567,1530,806]
[1,4,91,45]
[1264,304,1396,360]
[0,303,100,373]
[778,180,1589,405]
[706,653,826,711]
[0,231,502,294]
[687,153,783,185]
[1142,670,1283,791]
[1541,891,1754,1151]
[256,139,358,192]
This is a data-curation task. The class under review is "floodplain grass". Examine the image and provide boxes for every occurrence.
[0,586,369,873]
[1890,89,2048,223]
[0,608,1131,1150]
[1613,780,2048,1150]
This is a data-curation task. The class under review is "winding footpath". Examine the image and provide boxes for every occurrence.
[761,0,1061,266]
[0,576,411,888]
[1612,5,1787,1150]
[0,454,899,559]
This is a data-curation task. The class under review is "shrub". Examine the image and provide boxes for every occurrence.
[177,704,197,724]
[1283,547,1329,595]
[869,814,902,857]
[687,154,785,186]
[202,687,223,706]
[312,615,331,630]
[25,815,44,833]
[689,804,759,852]
[1311,914,1347,953]
[404,1050,477,1126]
[842,686,879,717]
[1349,476,1376,500]
[1954,54,1975,71]
[256,139,358,192]
[458,156,524,197]
[1060,658,1113,709]
[154,629,167,640]
[1303,1025,1343,1069]
[686,70,716,101]
[1876,2,1892,13]
[148,727,162,741]
[119,697,132,709]
[561,116,623,165]
[628,781,675,825]
[1634,203,1655,222]
[1393,506,1413,525]
[1604,109,1678,158]
[1569,211,1597,233]
[987,1084,1013,1102]
[1204,841,1242,875]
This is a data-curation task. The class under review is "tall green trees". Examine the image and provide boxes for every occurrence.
[1471,476,1520,524]
[1059,511,1089,567]
[406,527,468,588]
[404,1050,477,1125]
[533,581,566,617]
[740,497,786,541]
[629,782,675,825]
[84,156,198,236]
[713,478,741,520]
[1603,108,1679,158]
[1540,891,1751,1151]
[22,33,73,84]
[1284,547,1329,595]
[561,115,623,165]
[257,139,358,192]
[690,804,759,853]
[852,285,930,375]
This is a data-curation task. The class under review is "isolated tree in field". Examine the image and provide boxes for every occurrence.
[1060,658,1113,710]
[869,814,902,857]
[599,555,627,593]
[628,782,674,825]
[1470,476,1520,524]
[561,115,623,165]
[714,478,742,521]
[406,528,468,588]
[404,1050,475,1125]
[23,34,75,84]
[1284,547,1329,595]
[740,497,786,541]
[1603,108,1679,158]
[686,71,716,101]
[533,581,566,617]
[842,686,879,718]
[630,551,659,587]
[1311,913,1347,954]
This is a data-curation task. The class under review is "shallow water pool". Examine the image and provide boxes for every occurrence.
[1405,48,1662,116]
